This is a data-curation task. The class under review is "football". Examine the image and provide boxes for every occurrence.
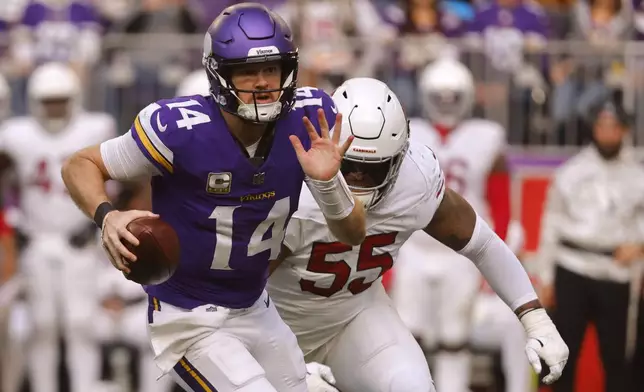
[122,217,180,285]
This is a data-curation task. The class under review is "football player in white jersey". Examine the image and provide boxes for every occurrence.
[393,57,510,392]
[0,72,21,392]
[0,62,117,392]
[176,69,210,97]
[392,57,518,392]
[268,77,569,392]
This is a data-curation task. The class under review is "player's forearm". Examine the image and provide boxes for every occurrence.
[306,173,366,246]
[61,151,111,219]
[326,195,366,246]
[458,214,539,314]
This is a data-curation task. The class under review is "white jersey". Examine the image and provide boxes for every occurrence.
[0,112,116,236]
[538,146,644,284]
[267,141,445,354]
[409,117,505,218]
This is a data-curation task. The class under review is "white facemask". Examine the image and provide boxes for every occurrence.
[237,101,282,123]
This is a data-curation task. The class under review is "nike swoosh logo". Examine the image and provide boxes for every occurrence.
[264,295,270,308]
[156,112,167,132]
[331,104,338,114]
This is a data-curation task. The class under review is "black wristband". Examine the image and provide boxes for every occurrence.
[517,306,543,319]
[93,202,115,228]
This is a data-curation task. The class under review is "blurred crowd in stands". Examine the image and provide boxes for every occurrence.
[0,0,642,145]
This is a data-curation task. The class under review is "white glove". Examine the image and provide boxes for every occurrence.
[306,362,339,392]
[520,308,569,384]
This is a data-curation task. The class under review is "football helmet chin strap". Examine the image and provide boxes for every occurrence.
[237,101,282,123]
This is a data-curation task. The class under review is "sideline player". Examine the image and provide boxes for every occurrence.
[0,73,21,392]
[468,221,535,392]
[0,62,117,392]
[393,56,515,391]
[267,77,569,392]
[94,262,174,392]
[61,3,366,392]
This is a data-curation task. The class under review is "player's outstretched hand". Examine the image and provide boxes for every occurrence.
[305,362,339,392]
[521,309,569,385]
[290,108,354,181]
[101,209,159,274]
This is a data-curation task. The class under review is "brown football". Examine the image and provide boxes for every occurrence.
[122,217,180,285]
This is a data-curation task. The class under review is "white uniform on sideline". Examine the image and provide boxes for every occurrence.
[0,63,117,392]
[391,57,522,392]
[269,78,443,392]
[470,287,533,392]
[0,278,29,392]
[394,117,505,348]
[470,221,533,391]
[95,263,173,392]
[0,72,25,392]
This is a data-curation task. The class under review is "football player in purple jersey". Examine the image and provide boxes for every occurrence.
[61,3,366,391]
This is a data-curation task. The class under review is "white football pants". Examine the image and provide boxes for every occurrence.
[393,232,481,392]
[471,294,532,392]
[1,300,29,392]
[149,290,308,392]
[22,234,101,392]
[95,300,173,392]
[304,284,436,392]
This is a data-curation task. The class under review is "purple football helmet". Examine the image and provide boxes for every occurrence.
[202,3,298,123]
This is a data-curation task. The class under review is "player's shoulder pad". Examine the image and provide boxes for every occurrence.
[408,117,437,147]
[0,117,37,141]
[81,112,118,140]
[0,116,33,133]
[407,141,445,200]
[130,96,208,175]
[292,86,337,136]
[0,117,38,157]
[551,150,593,190]
[409,117,431,132]
[463,118,507,148]
[463,118,506,137]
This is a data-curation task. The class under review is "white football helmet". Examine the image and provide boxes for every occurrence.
[419,58,474,128]
[176,69,210,97]
[27,62,81,133]
[332,77,409,209]
[0,74,11,122]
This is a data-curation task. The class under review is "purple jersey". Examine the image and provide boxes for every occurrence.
[468,2,548,72]
[130,87,336,309]
[20,0,100,63]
